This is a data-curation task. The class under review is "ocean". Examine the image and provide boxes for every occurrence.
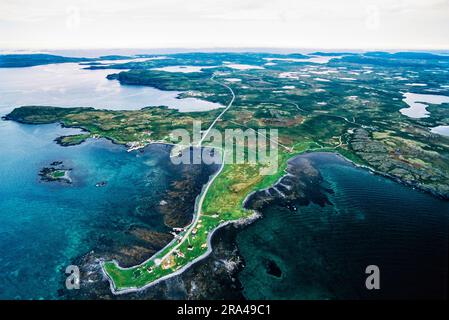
[237,153,449,299]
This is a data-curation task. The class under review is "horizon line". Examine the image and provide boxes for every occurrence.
[1,46,449,55]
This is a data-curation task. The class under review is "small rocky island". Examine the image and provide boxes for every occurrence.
[39,161,72,184]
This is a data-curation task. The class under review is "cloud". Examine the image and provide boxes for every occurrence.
[0,0,447,49]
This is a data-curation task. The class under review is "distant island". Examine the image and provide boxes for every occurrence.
[0,53,138,68]
[0,54,89,68]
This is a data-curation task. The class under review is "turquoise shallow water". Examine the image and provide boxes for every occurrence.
[0,60,223,300]
[0,120,179,299]
[237,153,449,299]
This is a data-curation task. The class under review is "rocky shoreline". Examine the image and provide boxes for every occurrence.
[62,146,239,300]
[63,151,335,300]
[349,128,449,200]
[63,223,247,300]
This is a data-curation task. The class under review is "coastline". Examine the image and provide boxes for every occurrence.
[3,113,447,296]
[332,151,449,201]
[99,148,353,294]
[101,146,229,294]
[102,146,436,295]
[101,210,261,295]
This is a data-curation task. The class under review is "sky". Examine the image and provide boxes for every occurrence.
[1,0,448,51]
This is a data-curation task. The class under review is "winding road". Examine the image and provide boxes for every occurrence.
[157,74,236,264]
[199,74,236,145]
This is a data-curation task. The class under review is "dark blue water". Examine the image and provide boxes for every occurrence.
[237,153,449,299]
[0,119,179,299]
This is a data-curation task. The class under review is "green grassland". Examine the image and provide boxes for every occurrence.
[6,106,220,146]
[5,51,449,292]
[50,170,66,178]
